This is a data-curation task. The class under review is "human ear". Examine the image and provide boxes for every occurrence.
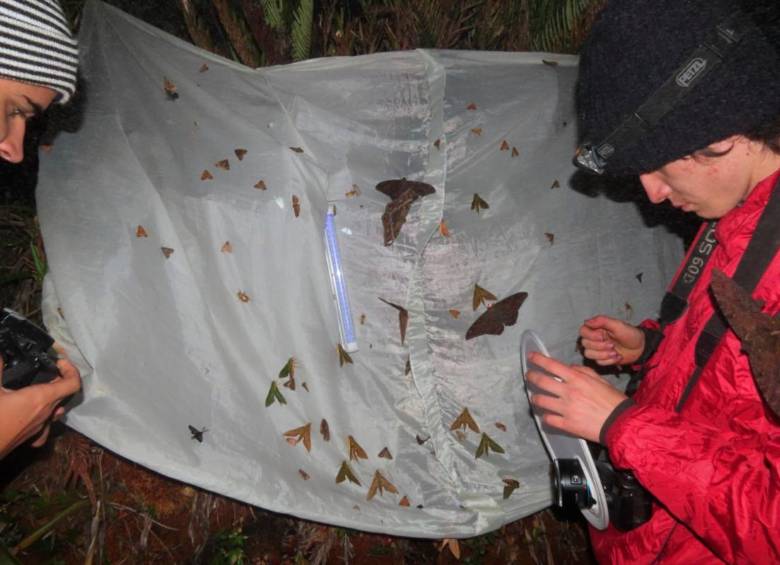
[693,136,738,160]
[707,136,739,154]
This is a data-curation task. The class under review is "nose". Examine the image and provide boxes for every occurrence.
[639,172,671,204]
[0,117,26,163]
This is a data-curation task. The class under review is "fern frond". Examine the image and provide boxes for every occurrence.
[291,0,313,61]
[531,0,594,52]
[262,0,285,31]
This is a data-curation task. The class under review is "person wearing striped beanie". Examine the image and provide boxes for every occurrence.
[0,0,78,162]
[0,0,80,459]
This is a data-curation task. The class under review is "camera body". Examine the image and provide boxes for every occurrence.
[596,460,653,531]
[553,453,654,532]
[0,308,59,390]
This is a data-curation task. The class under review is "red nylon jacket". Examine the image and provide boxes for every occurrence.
[590,168,780,564]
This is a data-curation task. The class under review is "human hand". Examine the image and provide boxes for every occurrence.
[525,352,627,444]
[579,315,645,366]
[0,355,81,458]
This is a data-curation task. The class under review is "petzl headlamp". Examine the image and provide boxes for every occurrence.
[573,12,747,175]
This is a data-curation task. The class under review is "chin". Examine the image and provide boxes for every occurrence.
[697,206,732,219]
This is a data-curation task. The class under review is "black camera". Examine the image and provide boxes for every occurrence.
[595,459,653,531]
[552,451,653,532]
[553,458,595,510]
[0,308,59,390]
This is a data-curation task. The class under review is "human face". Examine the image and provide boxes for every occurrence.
[638,136,779,219]
[0,77,57,163]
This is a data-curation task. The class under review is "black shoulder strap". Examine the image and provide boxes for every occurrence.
[625,220,718,396]
[676,177,780,411]
[659,221,719,325]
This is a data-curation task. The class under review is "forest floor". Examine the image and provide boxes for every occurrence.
[1,427,595,564]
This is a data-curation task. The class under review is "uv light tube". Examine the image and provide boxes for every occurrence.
[324,206,358,353]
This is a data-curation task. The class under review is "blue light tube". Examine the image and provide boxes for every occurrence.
[324,207,358,353]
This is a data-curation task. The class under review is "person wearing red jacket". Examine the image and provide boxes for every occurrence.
[526,0,780,563]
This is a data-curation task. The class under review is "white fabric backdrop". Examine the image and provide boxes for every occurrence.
[36,1,683,537]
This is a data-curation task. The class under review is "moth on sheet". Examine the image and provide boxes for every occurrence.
[470,193,489,214]
[265,381,286,407]
[472,284,497,310]
[475,432,505,459]
[503,478,520,499]
[188,425,207,442]
[163,77,178,100]
[466,292,528,340]
[347,435,368,461]
[337,343,353,367]
[378,298,408,344]
[375,178,435,246]
[336,460,361,485]
[320,419,330,441]
[450,408,480,433]
[283,423,312,452]
[367,470,398,501]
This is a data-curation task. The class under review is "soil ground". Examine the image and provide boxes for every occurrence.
[1,427,596,564]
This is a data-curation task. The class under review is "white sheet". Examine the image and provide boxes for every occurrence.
[36,1,683,537]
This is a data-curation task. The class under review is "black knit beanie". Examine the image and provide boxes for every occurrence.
[576,0,780,175]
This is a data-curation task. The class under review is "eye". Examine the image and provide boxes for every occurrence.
[8,107,33,120]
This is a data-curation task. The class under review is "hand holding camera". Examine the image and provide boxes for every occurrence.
[0,309,81,458]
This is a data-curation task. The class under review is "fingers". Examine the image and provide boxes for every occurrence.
[50,359,82,398]
[527,352,570,381]
[30,423,51,447]
[582,344,622,365]
[583,315,615,331]
[571,365,600,378]
[541,412,566,432]
[580,335,617,354]
[584,315,626,333]
[580,323,608,341]
[526,369,566,397]
[529,390,563,417]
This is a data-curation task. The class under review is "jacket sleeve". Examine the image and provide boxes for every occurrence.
[605,402,780,563]
[633,318,663,368]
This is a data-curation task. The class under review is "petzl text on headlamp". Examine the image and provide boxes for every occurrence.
[573,11,747,175]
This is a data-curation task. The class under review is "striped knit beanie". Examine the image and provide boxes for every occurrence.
[0,0,78,104]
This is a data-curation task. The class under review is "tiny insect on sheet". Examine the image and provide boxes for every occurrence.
[36,1,684,538]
